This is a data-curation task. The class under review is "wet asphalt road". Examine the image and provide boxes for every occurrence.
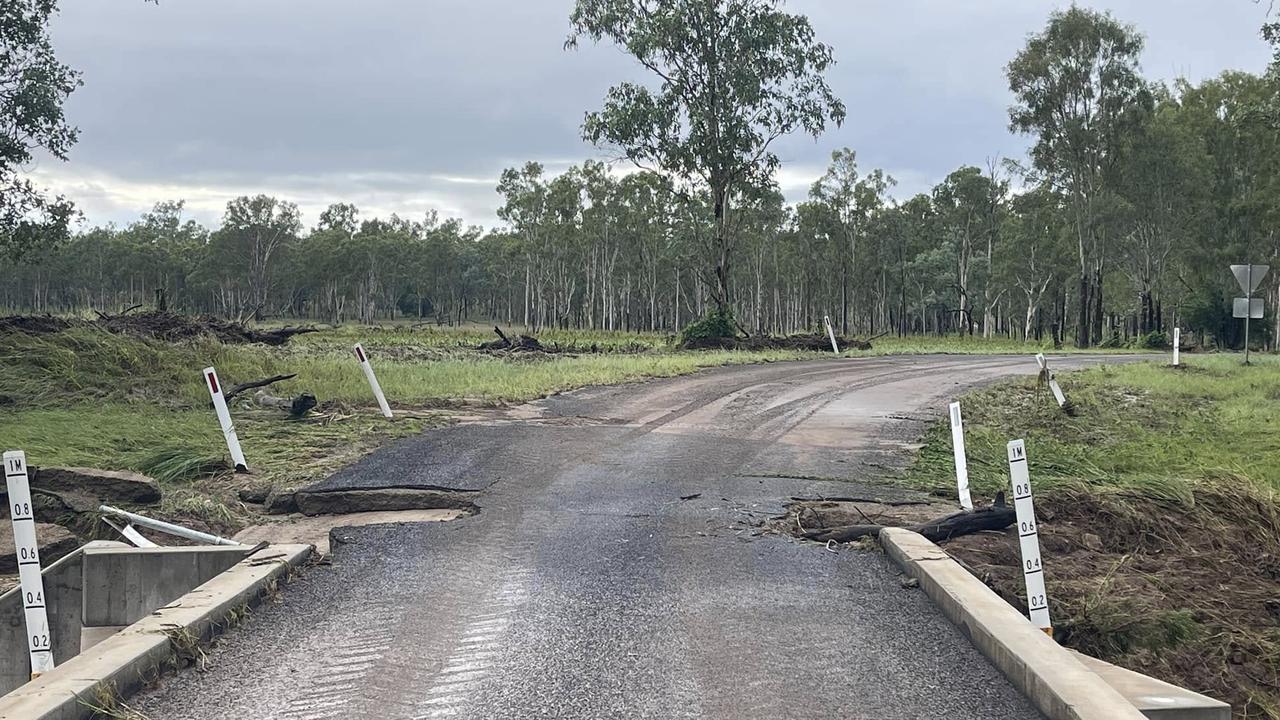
[136,354,1124,719]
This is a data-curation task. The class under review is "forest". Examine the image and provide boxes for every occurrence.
[3,6,1279,349]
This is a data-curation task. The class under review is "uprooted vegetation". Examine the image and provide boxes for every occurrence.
[893,356,1280,718]
[1,309,317,346]
[676,308,876,351]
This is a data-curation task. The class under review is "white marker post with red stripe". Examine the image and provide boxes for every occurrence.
[949,402,973,511]
[1173,328,1181,367]
[5,450,56,678]
[203,367,248,472]
[822,315,840,355]
[354,344,393,419]
[1008,439,1052,635]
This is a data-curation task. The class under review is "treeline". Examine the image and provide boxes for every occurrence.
[3,9,1279,347]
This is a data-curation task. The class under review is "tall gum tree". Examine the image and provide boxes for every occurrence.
[809,148,895,335]
[568,0,845,318]
[1006,6,1150,347]
[0,0,80,260]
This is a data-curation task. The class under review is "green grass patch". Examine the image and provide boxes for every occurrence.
[901,355,1280,498]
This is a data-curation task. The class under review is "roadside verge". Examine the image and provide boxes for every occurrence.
[880,528,1229,720]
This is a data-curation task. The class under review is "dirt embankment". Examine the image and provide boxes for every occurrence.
[786,489,1280,717]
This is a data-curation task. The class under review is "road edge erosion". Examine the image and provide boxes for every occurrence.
[880,528,1229,720]
[872,357,1280,719]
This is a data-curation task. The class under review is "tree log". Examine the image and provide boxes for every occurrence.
[224,374,297,402]
[801,493,1014,543]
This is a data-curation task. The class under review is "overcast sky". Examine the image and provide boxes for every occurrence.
[32,0,1275,232]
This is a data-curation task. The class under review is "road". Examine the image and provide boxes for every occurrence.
[136,354,1120,720]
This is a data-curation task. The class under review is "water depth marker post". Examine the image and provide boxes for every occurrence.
[1007,440,1052,636]
[822,315,840,356]
[949,402,973,511]
[354,343,393,419]
[1173,328,1181,367]
[5,450,56,678]
[203,367,248,472]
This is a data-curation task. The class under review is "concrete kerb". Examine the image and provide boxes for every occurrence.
[879,527,1147,720]
[0,543,312,720]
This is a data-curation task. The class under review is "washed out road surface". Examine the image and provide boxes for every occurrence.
[138,354,1123,719]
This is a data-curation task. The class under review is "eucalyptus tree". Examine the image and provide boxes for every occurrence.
[931,167,999,336]
[1001,187,1070,342]
[203,195,301,321]
[0,0,80,259]
[568,0,845,319]
[809,148,895,334]
[1007,6,1151,346]
[497,162,550,329]
[1111,93,1211,334]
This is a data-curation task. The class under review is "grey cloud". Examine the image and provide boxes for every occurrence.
[38,0,1276,229]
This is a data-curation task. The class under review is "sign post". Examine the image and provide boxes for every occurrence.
[5,450,56,678]
[354,344,393,419]
[949,402,973,511]
[1007,440,1052,635]
[1172,328,1180,367]
[203,367,248,472]
[822,316,840,356]
[1231,264,1269,365]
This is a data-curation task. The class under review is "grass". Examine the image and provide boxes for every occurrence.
[902,355,1280,498]
[0,321,1141,531]
[899,354,1280,718]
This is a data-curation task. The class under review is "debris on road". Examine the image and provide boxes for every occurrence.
[782,494,1015,543]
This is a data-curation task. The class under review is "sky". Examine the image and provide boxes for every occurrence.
[30,0,1276,232]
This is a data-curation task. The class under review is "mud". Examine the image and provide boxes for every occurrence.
[941,487,1280,718]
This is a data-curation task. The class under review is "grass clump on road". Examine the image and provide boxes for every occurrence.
[902,355,1280,718]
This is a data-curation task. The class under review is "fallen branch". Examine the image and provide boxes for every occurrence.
[801,492,1014,544]
[224,374,297,402]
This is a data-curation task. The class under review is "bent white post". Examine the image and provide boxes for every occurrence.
[100,505,241,546]
[1035,354,1067,409]
[1007,440,1052,635]
[949,402,973,511]
[5,451,56,678]
[203,367,248,472]
[822,316,840,355]
[354,343,393,418]
[1173,328,1181,367]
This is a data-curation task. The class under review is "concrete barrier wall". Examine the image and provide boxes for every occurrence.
[81,546,248,627]
[0,543,251,697]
